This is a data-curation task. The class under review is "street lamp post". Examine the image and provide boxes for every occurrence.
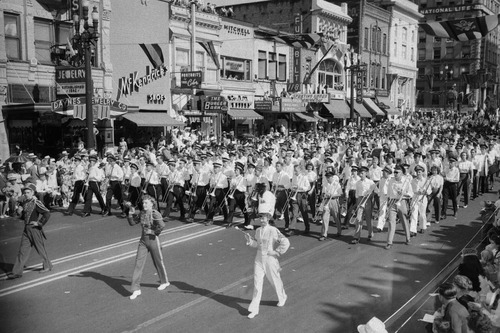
[440,65,454,109]
[73,1,99,149]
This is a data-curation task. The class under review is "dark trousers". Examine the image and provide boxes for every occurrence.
[290,192,310,231]
[427,191,441,222]
[106,180,124,212]
[207,188,228,221]
[83,181,105,213]
[442,181,458,216]
[457,174,470,207]
[160,178,169,201]
[344,189,357,225]
[189,185,208,218]
[68,180,84,213]
[227,190,249,225]
[164,185,186,218]
[12,225,51,276]
[146,184,161,209]
[307,190,316,218]
[274,190,290,227]
[479,173,488,194]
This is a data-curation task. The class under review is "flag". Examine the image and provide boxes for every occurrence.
[67,37,75,57]
[139,43,165,68]
[274,33,323,49]
[420,14,500,41]
[198,41,220,69]
[425,74,434,90]
[303,43,335,84]
[387,74,398,90]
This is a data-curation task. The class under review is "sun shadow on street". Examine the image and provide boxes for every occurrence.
[69,271,157,297]
[170,280,266,316]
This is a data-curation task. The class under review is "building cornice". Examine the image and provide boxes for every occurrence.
[170,5,221,31]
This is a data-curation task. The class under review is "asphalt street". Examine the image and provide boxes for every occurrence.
[0,187,498,333]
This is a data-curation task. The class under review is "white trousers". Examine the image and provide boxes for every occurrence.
[248,255,286,314]
[376,195,388,230]
[410,197,428,233]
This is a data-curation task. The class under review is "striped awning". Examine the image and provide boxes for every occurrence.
[323,100,350,119]
[123,112,185,127]
[376,97,400,116]
[293,113,317,122]
[347,101,372,118]
[227,109,263,120]
[363,98,385,116]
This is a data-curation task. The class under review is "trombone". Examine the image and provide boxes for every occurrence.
[348,186,376,225]
[383,176,411,221]
[218,176,243,210]
[280,187,297,217]
[408,175,434,214]
[162,171,177,203]
[201,172,222,211]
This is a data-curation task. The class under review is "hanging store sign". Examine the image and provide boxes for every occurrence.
[203,96,228,113]
[254,100,273,112]
[118,65,168,98]
[57,83,85,95]
[56,67,86,83]
[356,71,364,104]
[291,93,330,103]
[289,48,301,93]
[180,71,203,89]
[280,98,304,112]
[51,97,128,112]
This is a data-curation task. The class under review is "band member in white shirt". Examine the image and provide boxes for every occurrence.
[205,161,229,225]
[244,187,289,319]
[65,155,86,216]
[82,155,106,217]
[227,163,249,228]
[410,165,432,235]
[288,165,311,236]
[305,162,318,220]
[343,165,360,228]
[272,162,291,228]
[187,159,210,222]
[164,158,188,220]
[103,155,125,217]
[375,166,392,232]
[385,164,413,249]
[442,157,460,218]
[319,171,343,240]
[457,151,473,208]
[351,166,376,244]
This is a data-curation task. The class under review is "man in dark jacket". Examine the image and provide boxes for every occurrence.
[8,183,52,279]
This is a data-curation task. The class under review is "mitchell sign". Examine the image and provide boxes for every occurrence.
[117,65,167,99]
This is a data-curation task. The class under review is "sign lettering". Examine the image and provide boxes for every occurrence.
[51,97,128,112]
[118,65,168,98]
[180,71,202,89]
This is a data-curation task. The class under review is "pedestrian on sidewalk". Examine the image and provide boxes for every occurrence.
[244,195,289,319]
[128,195,169,300]
[8,183,52,279]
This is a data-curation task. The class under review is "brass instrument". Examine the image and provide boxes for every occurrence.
[348,185,376,225]
[383,176,411,221]
[272,173,282,195]
[162,171,177,203]
[409,175,434,213]
[201,172,222,211]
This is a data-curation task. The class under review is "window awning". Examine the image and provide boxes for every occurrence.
[123,112,185,127]
[309,113,327,122]
[323,99,350,119]
[293,113,317,122]
[347,101,372,118]
[376,96,400,116]
[363,98,385,116]
[227,109,263,120]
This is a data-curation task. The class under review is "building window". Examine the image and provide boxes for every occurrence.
[446,46,453,59]
[220,56,251,81]
[5,13,21,60]
[376,28,381,53]
[364,27,369,49]
[175,48,190,72]
[418,49,426,60]
[34,18,73,65]
[411,29,415,42]
[419,31,426,43]
[402,45,407,59]
[383,33,387,54]
[206,53,218,83]
[432,87,440,104]
[411,47,414,61]
[393,42,397,57]
[268,52,277,80]
[318,59,343,91]
[462,45,470,58]
[433,48,440,59]
[381,66,386,89]
[371,26,376,51]
[196,51,205,72]
[418,67,425,78]
[278,54,286,81]
[433,65,441,79]
[402,27,407,41]
[258,51,267,79]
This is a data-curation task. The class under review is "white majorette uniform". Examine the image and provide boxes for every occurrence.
[410,175,432,233]
[245,190,289,318]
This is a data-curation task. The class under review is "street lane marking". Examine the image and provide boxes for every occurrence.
[122,239,335,333]
[0,223,201,278]
[0,226,226,297]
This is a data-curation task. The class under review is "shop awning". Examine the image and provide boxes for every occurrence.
[376,96,400,116]
[227,109,263,120]
[293,113,317,122]
[123,112,185,127]
[363,98,385,116]
[323,99,350,119]
[347,101,372,118]
[309,113,327,122]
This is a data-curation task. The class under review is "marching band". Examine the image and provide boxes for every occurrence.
[1,126,499,253]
